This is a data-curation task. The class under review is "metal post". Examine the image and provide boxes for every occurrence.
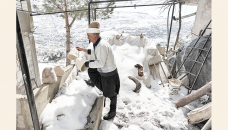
[88,2,90,26]
[16,10,40,130]
[94,8,96,20]
[88,1,91,43]
[166,3,175,53]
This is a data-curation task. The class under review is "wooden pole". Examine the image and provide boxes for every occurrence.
[175,81,212,108]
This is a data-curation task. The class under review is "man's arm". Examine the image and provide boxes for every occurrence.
[76,47,91,55]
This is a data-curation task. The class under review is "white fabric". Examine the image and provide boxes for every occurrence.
[67,47,79,61]
[88,39,117,73]
[75,57,89,72]
[86,28,100,33]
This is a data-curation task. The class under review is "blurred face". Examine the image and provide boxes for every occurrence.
[87,33,96,43]
[87,33,99,44]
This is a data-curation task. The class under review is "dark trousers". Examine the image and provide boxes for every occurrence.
[88,68,120,111]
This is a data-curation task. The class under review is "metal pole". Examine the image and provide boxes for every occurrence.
[88,2,90,26]
[94,8,96,20]
[16,10,40,130]
[90,0,136,4]
[95,3,175,10]
[88,2,91,43]
[166,3,175,53]
[29,3,175,16]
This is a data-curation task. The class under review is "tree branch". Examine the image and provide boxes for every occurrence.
[51,0,64,12]
[69,12,78,28]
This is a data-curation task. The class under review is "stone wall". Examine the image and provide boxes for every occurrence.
[191,0,211,40]
[16,0,41,94]
[16,64,75,130]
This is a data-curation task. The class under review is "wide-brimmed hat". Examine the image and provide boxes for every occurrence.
[75,57,89,72]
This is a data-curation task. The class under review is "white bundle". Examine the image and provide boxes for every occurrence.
[67,47,79,61]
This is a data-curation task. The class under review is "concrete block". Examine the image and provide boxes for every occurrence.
[16,65,75,130]
[17,74,22,82]
[30,126,34,130]
[17,66,19,72]
[29,65,34,71]
[25,44,30,50]
[26,116,33,126]
[23,38,30,45]
[28,50,31,55]
[17,71,22,78]
[17,115,26,128]
[83,96,104,130]
[20,87,26,95]
[54,66,64,76]
[16,89,21,95]
[16,99,22,114]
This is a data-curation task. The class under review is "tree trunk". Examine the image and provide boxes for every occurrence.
[175,81,211,108]
[66,27,71,66]
[64,0,71,66]
[174,3,181,50]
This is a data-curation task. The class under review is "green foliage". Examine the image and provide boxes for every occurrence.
[33,0,115,21]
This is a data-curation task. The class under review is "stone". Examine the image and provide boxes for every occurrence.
[17,71,22,78]
[54,66,65,76]
[42,67,57,84]
[175,35,211,90]
[17,115,26,128]
[16,99,22,114]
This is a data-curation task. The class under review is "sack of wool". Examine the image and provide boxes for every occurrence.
[42,67,57,83]
[54,66,64,76]
[67,47,79,61]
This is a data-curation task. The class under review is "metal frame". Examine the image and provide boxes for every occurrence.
[173,20,212,94]
[166,2,175,53]
[173,20,211,77]
[23,0,178,49]
[16,10,40,130]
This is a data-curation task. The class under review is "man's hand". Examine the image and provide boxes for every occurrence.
[76,47,88,53]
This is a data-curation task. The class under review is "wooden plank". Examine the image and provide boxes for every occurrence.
[187,102,211,124]
[201,117,212,130]
[175,81,211,108]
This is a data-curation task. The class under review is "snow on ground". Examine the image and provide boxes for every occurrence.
[39,41,207,130]
[97,42,206,130]
[33,1,202,130]
[39,71,100,130]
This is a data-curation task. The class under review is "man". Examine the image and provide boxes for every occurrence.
[76,21,120,120]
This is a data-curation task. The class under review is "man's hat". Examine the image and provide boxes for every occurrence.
[86,21,100,33]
